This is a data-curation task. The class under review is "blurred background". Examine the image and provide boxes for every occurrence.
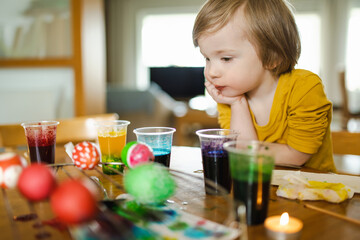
[0,0,359,145]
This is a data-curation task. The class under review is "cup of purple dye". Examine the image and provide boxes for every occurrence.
[196,129,239,195]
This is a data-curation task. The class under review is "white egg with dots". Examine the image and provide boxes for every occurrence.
[72,141,100,170]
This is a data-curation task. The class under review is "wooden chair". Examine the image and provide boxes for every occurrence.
[0,113,119,149]
[0,123,25,149]
[339,71,360,129]
[331,131,360,175]
[331,131,360,155]
[56,113,119,145]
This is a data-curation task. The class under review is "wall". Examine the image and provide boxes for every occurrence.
[0,68,74,124]
[0,0,106,124]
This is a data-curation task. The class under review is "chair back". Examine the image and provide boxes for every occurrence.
[339,71,360,129]
[56,113,119,145]
[339,71,351,118]
[0,113,119,149]
[0,123,26,148]
[332,131,360,155]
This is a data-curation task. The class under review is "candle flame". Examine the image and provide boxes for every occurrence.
[280,212,289,225]
[256,157,263,208]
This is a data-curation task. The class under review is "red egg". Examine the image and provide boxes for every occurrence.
[17,163,56,201]
[72,141,100,170]
[0,153,26,189]
[50,179,98,225]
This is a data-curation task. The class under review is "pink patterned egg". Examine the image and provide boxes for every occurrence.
[121,141,154,168]
[72,142,100,170]
[0,153,26,189]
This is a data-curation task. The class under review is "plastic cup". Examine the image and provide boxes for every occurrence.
[133,127,176,167]
[96,120,130,175]
[196,129,239,195]
[224,139,275,225]
[21,121,59,164]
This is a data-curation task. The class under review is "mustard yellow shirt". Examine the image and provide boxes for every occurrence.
[218,69,336,172]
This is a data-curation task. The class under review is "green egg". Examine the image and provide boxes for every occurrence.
[124,162,176,203]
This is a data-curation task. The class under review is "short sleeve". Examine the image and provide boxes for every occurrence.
[287,76,332,154]
[217,103,231,129]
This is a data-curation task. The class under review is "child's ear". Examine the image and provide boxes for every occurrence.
[264,59,281,77]
[265,58,281,71]
[262,51,281,71]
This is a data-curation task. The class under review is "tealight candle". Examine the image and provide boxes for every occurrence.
[265,212,303,240]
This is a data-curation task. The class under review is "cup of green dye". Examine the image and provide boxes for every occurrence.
[224,140,275,226]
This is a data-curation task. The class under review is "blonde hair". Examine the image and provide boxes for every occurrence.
[193,0,301,75]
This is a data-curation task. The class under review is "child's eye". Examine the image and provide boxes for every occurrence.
[222,57,232,62]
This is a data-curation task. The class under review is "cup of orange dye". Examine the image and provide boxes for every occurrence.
[96,120,130,174]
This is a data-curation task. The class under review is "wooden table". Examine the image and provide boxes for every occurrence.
[1,146,360,240]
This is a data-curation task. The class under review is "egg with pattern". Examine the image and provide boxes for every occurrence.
[72,141,100,170]
[0,152,26,189]
[121,141,154,168]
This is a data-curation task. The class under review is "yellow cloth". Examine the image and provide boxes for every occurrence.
[217,69,336,172]
[276,172,354,203]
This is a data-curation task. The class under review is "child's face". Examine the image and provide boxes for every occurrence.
[198,7,273,98]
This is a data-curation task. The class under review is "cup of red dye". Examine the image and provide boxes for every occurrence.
[21,121,59,164]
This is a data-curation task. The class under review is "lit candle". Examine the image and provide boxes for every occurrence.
[265,212,303,240]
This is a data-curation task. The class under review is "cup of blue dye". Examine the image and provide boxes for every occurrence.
[133,127,176,167]
[196,129,239,195]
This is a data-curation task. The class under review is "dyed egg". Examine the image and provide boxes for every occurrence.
[72,141,100,170]
[0,153,26,189]
[121,141,154,168]
[17,163,56,201]
[124,162,176,203]
[50,179,98,225]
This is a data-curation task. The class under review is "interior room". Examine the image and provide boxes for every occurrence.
[1,0,360,145]
[1,1,360,239]
[1,0,360,141]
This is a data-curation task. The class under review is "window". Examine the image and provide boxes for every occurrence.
[294,13,321,75]
[346,8,360,91]
[140,12,321,89]
[139,13,203,89]
[141,14,203,68]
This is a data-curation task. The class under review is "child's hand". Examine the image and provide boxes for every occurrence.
[205,81,244,105]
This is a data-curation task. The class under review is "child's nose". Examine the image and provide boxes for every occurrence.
[206,64,220,80]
